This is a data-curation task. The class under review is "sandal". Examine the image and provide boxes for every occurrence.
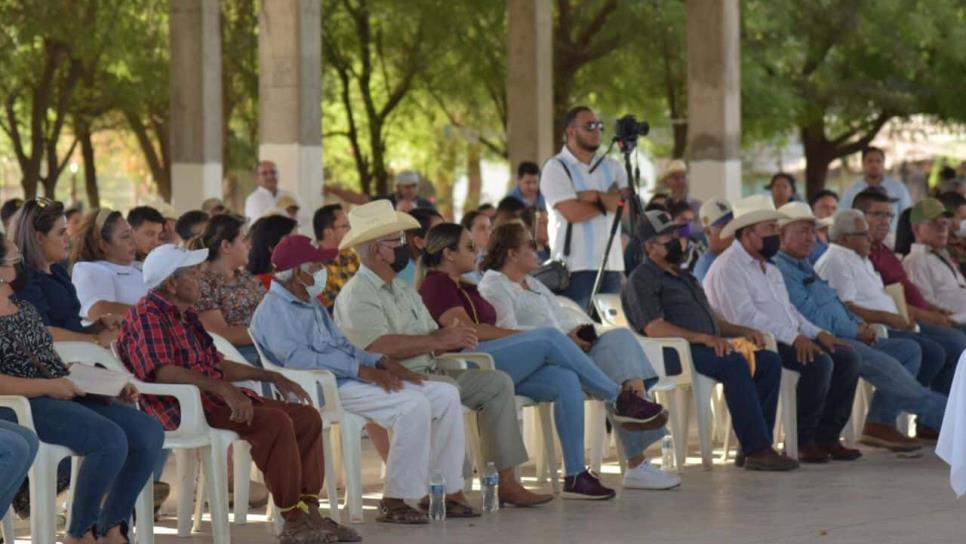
[376,500,428,525]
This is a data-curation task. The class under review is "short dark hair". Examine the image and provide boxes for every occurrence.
[312,204,343,241]
[65,207,83,221]
[1,198,24,226]
[851,189,890,213]
[562,105,592,133]
[174,210,209,242]
[808,189,839,208]
[496,196,527,216]
[477,203,495,212]
[460,210,483,231]
[938,191,966,213]
[127,206,166,229]
[862,146,885,160]
[517,161,540,178]
[665,199,692,219]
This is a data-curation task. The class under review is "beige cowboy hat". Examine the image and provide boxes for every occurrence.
[658,160,688,185]
[720,194,786,238]
[339,199,420,250]
[777,202,817,228]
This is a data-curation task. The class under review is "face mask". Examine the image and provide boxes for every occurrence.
[389,245,411,273]
[303,268,328,299]
[664,239,685,264]
[955,221,966,238]
[759,234,781,259]
[678,223,693,239]
[7,264,28,293]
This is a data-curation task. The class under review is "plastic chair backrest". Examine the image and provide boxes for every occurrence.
[206,332,266,395]
[593,293,630,328]
[55,341,131,374]
[246,327,337,412]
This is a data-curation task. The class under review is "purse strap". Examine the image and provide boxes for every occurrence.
[555,158,576,258]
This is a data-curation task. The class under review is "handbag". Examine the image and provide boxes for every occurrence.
[531,159,577,293]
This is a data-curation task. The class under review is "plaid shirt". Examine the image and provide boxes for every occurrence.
[117,290,259,430]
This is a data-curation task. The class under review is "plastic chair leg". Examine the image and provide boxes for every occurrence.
[586,401,606,473]
[174,449,198,537]
[232,441,252,524]
[339,415,365,524]
[133,481,155,544]
[662,387,689,470]
[2,508,15,544]
[201,444,231,544]
[780,369,799,460]
[692,375,716,468]
[30,448,60,544]
[192,465,205,533]
[537,404,559,493]
[462,412,483,492]
[321,426,341,522]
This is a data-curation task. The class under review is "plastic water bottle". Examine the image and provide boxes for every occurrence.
[429,472,446,521]
[661,435,676,473]
[481,462,499,513]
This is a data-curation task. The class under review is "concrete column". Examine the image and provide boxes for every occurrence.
[258,0,322,218]
[506,0,554,179]
[686,0,742,202]
[169,0,222,214]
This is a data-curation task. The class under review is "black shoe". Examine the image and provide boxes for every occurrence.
[562,469,616,500]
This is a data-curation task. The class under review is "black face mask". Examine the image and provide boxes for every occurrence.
[8,264,29,293]
[389,245,411,273]
[759,234,781,259]
[664,239,686,264]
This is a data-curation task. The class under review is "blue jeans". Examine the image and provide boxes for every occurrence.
[27,397,164,538]
[777,343,860,445]
[475,328,621,476]
[905,322,966,395]
[0,420,38,515]
[853,338,947,429]
[588,329,664,458]
[560,271,622,316]
[665,346,781,455]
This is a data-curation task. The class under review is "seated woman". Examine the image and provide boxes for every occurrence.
[478,222,679,490]
[416,223,665,500]
[0,420,37,522]
[0,234,164,544]
[9,198,119,347]
[247,214,298,289]
[194,214,266,364]
[70,210,147,325]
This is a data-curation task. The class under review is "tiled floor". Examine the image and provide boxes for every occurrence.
[8,444,962,544]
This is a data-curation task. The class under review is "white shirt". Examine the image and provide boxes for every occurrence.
[703,240,823,345]
[71,261,149,320]
[903,243,966,323]
[540,145,628,272]
[244,186,298,224]
[814,243,897,313]
[477,270,585,332]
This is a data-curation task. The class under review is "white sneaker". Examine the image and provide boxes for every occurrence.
[622,460,682,490]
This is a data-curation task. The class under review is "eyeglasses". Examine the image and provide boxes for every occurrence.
[582,121,604,132]
[846,231,871,239]
[866,211,895,220]
[377,235,406,248]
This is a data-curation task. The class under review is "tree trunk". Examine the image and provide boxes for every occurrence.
[126,111,171,202]
[671,122,688,159]
[76,119,99,207]
[800,123,834,201]
[463,141,482,212]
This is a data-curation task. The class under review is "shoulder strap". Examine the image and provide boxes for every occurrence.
[555,158,575,257]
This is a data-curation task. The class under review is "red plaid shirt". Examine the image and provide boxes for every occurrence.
[117,290,259,430]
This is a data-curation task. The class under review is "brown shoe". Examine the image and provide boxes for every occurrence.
[306,508,362,542]
[816,440,863,461]
[859,422,922,452]
[280,513,336,544]
[798,443,831,464]
[916,423,940,442]
[498,482,554,507]
[744,447,799,471]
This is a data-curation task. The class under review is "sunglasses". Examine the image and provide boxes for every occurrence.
[378,235,406,247]
[582,121,604,132]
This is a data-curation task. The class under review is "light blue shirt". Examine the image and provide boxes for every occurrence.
[508,185,547,209]
[251,281,382,383]
[773,252,861,339]
[808,239,828,265]
[841,176,911,231]
[692,251,718,283]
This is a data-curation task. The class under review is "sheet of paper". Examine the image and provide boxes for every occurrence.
[66,364,131,397]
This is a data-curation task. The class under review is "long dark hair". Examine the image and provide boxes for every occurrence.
[414,222,464,287]
[71,209,124,264]
[196,214,246,262]
[247,215,298,275]
[10,198,65,270]
[481,222,528,272]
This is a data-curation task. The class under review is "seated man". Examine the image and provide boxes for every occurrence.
[623,210,796,471]
[903,198,966,324]
[252,235,471,523]
[775,204,945,451]
[704,196,861,464]
[116,244,356,544]
[333,201,553,506]
[854,189,966,396]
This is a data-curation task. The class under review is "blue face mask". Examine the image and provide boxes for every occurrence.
[678,223,693,239]
[303,268,328,299]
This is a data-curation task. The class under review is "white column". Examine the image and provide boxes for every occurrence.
[506,0,554,178]
[169,0,222,213]
[258,0,322,219]
[686,0,742,202]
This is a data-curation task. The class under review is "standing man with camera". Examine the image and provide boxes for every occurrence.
[541,106,633,310]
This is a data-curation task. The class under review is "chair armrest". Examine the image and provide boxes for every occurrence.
[436,352,495,371]
[763,332,778,353]
[0,395,36,431]
[133,381,210,437]
[635,336,693,382]
[267,366,341,415]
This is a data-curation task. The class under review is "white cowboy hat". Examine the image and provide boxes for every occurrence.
[339,199,420,250]
[720,194,786,238]
[658,160,688,185]
[817,216,834,229]
[777,202,817,228]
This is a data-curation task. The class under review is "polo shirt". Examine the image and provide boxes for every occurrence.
[622,258,719,336]
[71,260,148,321]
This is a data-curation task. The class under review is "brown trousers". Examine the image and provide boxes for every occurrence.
[205,399,324,519]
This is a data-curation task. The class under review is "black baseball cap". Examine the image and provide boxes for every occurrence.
[636,210,679,242]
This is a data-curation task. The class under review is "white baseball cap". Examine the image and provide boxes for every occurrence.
[142,244,209,289]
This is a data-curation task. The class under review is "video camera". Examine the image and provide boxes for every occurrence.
[613,115,650,148]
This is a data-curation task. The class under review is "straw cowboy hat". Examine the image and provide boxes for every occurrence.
[720,194,786,238]
[658,160,688,185]
[339,199,420,250]
[777,202,817,228]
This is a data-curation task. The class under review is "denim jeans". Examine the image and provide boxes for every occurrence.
[560,271,622,317]
[888,328,947,394]
[903,322,966,395]
[475,327,621,476]
[26,397,164,538]
[0,420,38,515]
[665,346,781,455]
[777,343,860,445]
[853,338,947,429]
[588,329,664,459]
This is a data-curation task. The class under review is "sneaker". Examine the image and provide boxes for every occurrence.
[859,422,922,452]
[562,469,616,500]
[611,390,669,430]
[622,459,681,490]
[744,448,799,471]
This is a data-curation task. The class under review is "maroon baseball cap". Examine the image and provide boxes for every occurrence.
[271,235,338,272]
